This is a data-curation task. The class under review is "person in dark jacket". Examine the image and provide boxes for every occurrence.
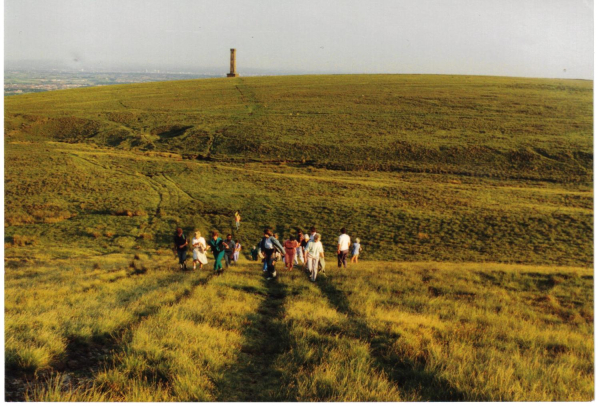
[207,230,227,273]
[173,228,188,270]
[250,245,259,261]
[223,234,235,268]
[259,229,284,280]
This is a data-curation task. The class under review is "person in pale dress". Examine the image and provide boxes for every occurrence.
[305,233,324,282]
[192,231,208,270]
[233,240,242,264]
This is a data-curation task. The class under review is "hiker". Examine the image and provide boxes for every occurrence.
[233,240,242,264]
[294,229,305,265]
[234,211,241,230]
[351,238,362,263]
[250,245,259,261]
[300,234,310,272]
[305,233,324,282]
[192,230,208,270]
[273,233,282,263]
[337,227,351,268]
[224,234,235,268]
[284,234,299,272]
[255,239,267,270]
[258,239,269,272]
[260,229,284,280]
[173,228,189,270]
[304,227,317,270]
[207,231,227,273]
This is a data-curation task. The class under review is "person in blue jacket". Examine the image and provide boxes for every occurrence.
[259,229,284,280]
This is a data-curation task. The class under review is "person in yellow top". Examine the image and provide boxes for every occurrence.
[234,211,241,230]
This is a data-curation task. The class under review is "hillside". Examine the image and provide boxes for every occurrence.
[5,74,592,181]
[4,75,593,266]
[4,74,594,401]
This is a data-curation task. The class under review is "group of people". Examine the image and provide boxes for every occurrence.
[173,225,362,282]
[173,228,241,272]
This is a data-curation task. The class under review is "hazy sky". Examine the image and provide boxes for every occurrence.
[4,0,594,78]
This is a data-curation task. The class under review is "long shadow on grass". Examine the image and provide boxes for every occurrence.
[6,270,218,402]
[217,274,290,401]
[315,275,467,402]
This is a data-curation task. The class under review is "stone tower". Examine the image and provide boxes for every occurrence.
[227,48,239,77]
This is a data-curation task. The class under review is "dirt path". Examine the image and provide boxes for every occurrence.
[217,271,291,401]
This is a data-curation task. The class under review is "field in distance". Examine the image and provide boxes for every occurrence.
[4,74,593,401]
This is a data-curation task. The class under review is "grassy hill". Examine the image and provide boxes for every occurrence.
[4,74,593,265]
[5,75,592,181]
[4,74,594,401]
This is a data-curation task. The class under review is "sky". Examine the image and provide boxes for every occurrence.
[3,0,594,78]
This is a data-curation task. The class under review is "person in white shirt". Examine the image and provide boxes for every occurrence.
[304,227,317,271]
[192,231,208,270]
[233,240,242,264]
[337,227,351,268]
[305,233,324,282]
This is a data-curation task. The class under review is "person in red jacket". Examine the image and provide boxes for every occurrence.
[284,234,299,271]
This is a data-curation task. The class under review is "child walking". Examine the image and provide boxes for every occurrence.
[233,240,242,264]
[351,238,361,263]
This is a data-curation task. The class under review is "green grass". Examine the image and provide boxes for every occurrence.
[4,74,593,401]
[4,140,592,266]
[5,259,593,401]
[5,74,592,182]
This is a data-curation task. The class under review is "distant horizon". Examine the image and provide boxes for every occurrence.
[4,59,593,82]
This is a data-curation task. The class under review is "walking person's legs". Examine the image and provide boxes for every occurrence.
[296,247,304,265]
[306,256,314,279]
[214,251,224,272]
[338,250,348,268]
[264,249,276,279]
[269,258,277,279]
[307,256,318,281]
[178,249,187,270]
[311,257,320,281]
[263,249,274,276]
[304,251,310,272]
